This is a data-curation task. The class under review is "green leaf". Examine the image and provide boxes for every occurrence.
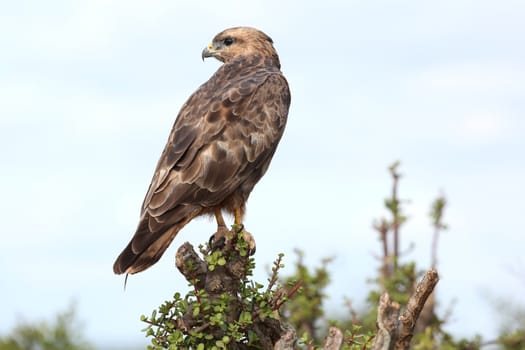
[193,306,200,317]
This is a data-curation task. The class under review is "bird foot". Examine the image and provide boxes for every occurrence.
[209,224,256,255]
[237,225,256,256]
[209,225,231,250]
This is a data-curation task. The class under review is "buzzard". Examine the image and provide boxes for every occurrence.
[113,27,291,275]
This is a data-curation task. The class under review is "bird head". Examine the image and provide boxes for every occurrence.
[201,26,279,65]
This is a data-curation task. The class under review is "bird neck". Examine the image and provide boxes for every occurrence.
[226,54,281,71]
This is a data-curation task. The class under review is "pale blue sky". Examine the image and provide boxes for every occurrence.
[1,0,524,348]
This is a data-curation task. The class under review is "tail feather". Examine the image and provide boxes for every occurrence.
[113,208,203,275]
[113,226,180,274]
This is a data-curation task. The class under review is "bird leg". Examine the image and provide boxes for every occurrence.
[210,209,231,250]
[234,208,256,254]
[215,208,227,228]
[209,208,256,255]
[234,208,243,226]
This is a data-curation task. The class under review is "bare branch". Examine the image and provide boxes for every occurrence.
[175,242,207,289]
[372,293,400,350]
[396,269,439,350]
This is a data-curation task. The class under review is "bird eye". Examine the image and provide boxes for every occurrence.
[223,37,234,46]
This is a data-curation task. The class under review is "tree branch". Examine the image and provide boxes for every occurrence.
[323,326,344,350]
[273,323,296,350]
[396,269,439,350]
[372,293,400,350]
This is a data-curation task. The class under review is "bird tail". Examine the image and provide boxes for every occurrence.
[113,223,181,275]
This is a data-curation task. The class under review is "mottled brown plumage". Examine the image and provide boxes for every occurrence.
[113,27,290,275]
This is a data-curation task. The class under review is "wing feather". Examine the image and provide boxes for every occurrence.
[144,66,282,212]
[119,63,289,273]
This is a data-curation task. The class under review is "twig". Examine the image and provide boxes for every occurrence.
[272,280,303,311]
[343,297,359,325]
[373,218,391,280]
[389,162,401,271]
[267,253,285,294]
[430,194,447,269]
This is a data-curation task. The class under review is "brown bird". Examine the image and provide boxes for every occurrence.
[113,27,291,275]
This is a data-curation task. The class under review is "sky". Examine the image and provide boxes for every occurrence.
[1,0,524,348]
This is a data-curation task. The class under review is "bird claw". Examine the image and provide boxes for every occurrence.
[240,229,256,255]
[209,225,230,250]
[209,225,256,255]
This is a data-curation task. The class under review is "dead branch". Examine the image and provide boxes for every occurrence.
[323,326,344,350]
[372,293,400,350]
[175,242,207,289]
[396,269,439,350]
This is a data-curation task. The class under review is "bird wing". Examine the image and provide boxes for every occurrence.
[113,64,290,275]
[131,67,289,248]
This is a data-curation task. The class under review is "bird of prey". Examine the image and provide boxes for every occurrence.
[113,27,291,275]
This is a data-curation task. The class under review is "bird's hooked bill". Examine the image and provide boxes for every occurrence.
[202,43,215,61]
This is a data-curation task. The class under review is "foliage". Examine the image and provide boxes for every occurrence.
[3,161,525,349]
[277,161,525,349]
[0,304,93,350]
[279,249,332,343]
[298,324,374,350]
[488,296,525,349]
[140,161,525,349]
[141,231,294,349]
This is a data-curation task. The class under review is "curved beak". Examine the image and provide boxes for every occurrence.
[201,43,216,61]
